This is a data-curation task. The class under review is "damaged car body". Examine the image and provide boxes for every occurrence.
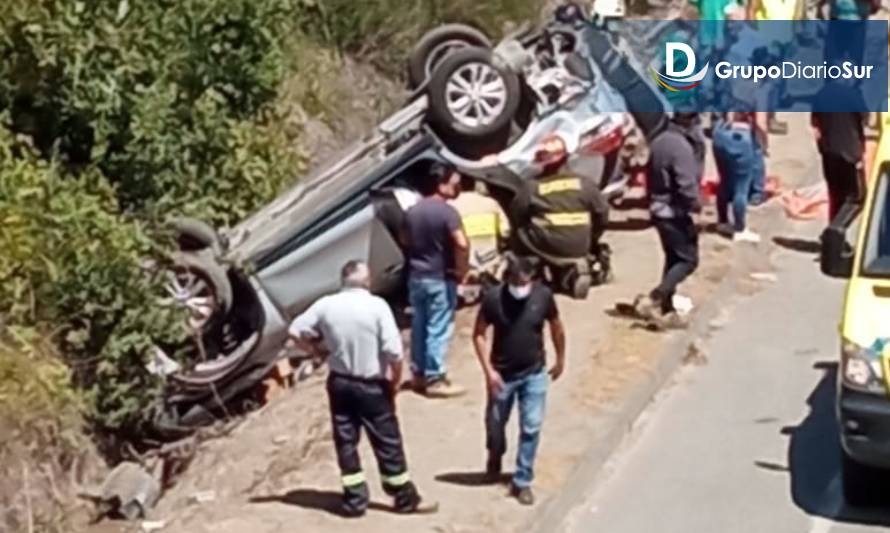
[148,10,669,439]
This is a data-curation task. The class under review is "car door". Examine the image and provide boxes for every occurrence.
[253,140,435,320]
[256,201,380,320]
[367,203,406,298]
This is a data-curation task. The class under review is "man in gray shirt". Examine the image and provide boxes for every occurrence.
[635,112,702,329]
[289,260,437,517]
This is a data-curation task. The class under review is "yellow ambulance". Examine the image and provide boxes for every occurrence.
[822,107,890,505]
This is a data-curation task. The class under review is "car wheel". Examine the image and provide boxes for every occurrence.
[427,47,521,147]
[572,272,592,299]
[842,452,882,506]
[169,217,223,254]
[162,250,233,333]
[408,24,492,89]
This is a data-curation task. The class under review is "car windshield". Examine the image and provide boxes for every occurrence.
[862,168,890,276]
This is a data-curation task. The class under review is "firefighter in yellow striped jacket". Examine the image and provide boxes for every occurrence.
[509,136,611,293]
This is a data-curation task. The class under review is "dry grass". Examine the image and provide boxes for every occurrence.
[0,340,104,533]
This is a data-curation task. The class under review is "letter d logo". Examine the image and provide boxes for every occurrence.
[666,42,696,78]
[649,41,709,91]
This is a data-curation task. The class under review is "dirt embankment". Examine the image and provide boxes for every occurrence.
[1,52,405,533]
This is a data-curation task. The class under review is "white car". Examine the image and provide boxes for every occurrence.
[149,8,667,439]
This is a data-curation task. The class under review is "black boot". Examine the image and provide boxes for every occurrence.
[387,480,438,514]
[590,243,613,285]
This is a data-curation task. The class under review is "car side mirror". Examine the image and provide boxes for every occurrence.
[820,226,854,278]
[820,200,862,279]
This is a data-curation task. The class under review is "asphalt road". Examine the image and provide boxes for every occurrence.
[563,221,890,533]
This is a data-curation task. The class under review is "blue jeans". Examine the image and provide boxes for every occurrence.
[713,123,757,232]
[486,369,549,489]
[749,137,766,204]
[408,277,457,380]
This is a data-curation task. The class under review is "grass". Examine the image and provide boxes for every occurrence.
[0,339,91,533]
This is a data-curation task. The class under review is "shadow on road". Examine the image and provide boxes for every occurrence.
[773,236,822,255]
[249,489,393,516]
[774,361,890,527]
[435,471,511,487]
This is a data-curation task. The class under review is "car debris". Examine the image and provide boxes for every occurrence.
[146,345,182,377]
[189,490,217,505]
[750,272,779,283]
[141,520,167,532]
[272,434,291,445]
[261,358,294,403]
[79,461,161,521]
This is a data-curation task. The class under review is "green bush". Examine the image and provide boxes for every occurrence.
[0,339,85,453]
[0,0,302,224]
[0,130,185,431]
[0,0,539,440]
[295,0,541,76]
[0,0,304,434]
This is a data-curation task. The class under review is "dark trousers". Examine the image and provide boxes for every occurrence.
[651,216,699,313]
[821,151,863,223]
[327,373,419,515]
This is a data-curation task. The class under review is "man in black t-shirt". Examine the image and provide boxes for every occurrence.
[812,100,869,225]
[472,256,566,506]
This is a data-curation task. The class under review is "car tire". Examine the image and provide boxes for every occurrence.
[426,47,521,149]
[571,272,592,299]
[842,452,881,506]
[408,24,492,89]
[168,250,233,332]
[170,217,222,254]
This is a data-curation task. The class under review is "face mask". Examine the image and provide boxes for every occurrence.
[508,284,532,300]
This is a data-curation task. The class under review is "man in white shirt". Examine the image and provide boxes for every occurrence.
[289,260,437,517]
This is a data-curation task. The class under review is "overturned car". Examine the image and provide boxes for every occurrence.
[149,10,670,438]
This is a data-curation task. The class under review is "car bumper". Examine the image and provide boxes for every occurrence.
[839,385,890,468]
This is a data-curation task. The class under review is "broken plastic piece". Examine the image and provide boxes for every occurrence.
[142,520,166,532]
[750,272,778,283]
[189,490,217,505]
[146,346,181,377]
[91,462,161,521]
